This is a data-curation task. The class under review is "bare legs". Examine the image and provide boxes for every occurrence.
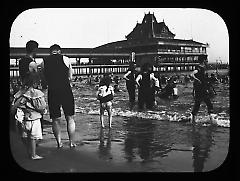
[191,96,214,124]
[100,102,112,128]
[21,137,43,159]
[65,115,76,147]
[52,118,62,148]
[107,108,112,128]
[100,108,105,128]
[52,115,76,148]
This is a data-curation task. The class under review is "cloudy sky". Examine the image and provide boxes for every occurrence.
[9,8,229,63]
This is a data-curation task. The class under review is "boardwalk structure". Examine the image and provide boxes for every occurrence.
[10,12,208,77]
[91,12,208,69]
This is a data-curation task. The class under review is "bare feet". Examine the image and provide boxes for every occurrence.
[69,142,77,148]
[57,142,63,149]
[31,155,44,160]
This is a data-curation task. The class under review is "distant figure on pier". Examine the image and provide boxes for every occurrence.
[190,59,215,123]
[123,62,137,110]
[136,63,160,110]
[97,74,114,128]
[42,44,77,148]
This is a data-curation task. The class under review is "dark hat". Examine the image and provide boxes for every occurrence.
[26,40,38,53]
[50,44,61,52]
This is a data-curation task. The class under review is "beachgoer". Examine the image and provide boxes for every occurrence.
[210,73,219,84]
[74,76,78,82]
[184,74,190,86]
[87,74,93,85]
[96,74,114,128]
[19,40,40,87]
[123,62,137,109]
[113,75,120,92]
[41,44,76,148]
[18,40,45,132]
[190,59,214,123]
[136,63,159,110]
[11,73,46,160]
[157,76,176,100]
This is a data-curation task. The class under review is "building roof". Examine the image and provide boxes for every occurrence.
[93,38,207,53]
[93,12,207,53]
[126,13,175,40]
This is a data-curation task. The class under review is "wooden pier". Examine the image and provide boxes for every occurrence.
[10,63,200,78]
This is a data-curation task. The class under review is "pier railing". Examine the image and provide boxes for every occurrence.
[71,64,129,76]
[10,64,129,78]
[10,63,202,78]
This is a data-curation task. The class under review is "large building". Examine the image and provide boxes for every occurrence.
[91,12,208,71]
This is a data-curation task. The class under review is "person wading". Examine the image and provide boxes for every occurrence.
[136,63,159,111]
[190,59,215,123]
[123,62,137,110]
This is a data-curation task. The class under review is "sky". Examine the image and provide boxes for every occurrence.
[9,8,229,63]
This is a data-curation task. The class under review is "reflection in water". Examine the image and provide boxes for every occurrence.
[71,80,229,171]
[122,117,219,171]
[123,118,171,163]
[191,124,215,172]
[98,128,112,160]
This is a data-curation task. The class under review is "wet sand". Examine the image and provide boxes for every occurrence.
[10,113,229,173]
[10,116,142,173]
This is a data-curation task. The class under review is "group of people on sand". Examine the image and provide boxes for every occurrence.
[11,41,77,160]
[10,40,218,161]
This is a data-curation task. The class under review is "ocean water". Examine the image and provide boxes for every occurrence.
[73,79,230,128]
[43,78,230,172]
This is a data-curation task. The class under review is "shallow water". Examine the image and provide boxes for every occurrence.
[61,79,229,172]
[68,115,229,172]
[72,79,230,127]
[41,79,229,172]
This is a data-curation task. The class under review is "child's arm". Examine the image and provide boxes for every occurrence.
[11,96,26,112]
[135,74,142,87]
[150,73,160,88]
[96,87,102,99]
[111,86,115,96]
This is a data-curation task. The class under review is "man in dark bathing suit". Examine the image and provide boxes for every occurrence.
[190,59,215,123]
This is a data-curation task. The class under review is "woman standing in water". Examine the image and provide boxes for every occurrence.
[136,63,159,111]
[123,62,137,110]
